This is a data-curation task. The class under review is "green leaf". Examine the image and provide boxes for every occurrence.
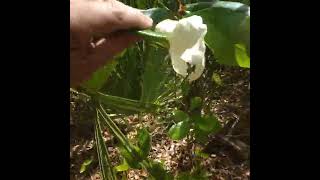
[118,145,142,169]
[195,115,221,133]
[186,2,215,12]
[85,88,158,113]
[140,43,171,103]
[194,128,210,144]
[168,121,191,140]
[115,162,129,172]
[211,72,222,86]
[79,158,93,173]
[82,60,118,91]
[235,43,250,67]
[137,8,173,47]
[176,168,210,180]
[137,0,148,9]
[190,97,202,111]
[172,110,189,122]
[194,149,210,158]
[97,107,144,169]
[146,161,174,180]
[163,0,179,12]
[137,128,152,159]
[94,111,116,180]
[102,46,142,100]
[135,30,169,48]
[190,1,250,68]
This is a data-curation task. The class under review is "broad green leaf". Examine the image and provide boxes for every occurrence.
[115,161,129,172]
[137,128,152,159]
[190,97,202,111]
[195,115,221,133]
[79,158,93,173]
[172,110,189,122]
[168,121,191,140]
[190,1,250,68]
[140,44,171,103]
[235,43,250,67]
[95,111,116,180]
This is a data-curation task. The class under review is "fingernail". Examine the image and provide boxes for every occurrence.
[145,16,153,27]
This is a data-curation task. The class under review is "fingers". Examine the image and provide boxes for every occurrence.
[108,0,153,31]
[92,32,141,59]
[71,32,141,86]
[71,0,153,35]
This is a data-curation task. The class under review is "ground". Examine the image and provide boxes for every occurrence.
[70,67,250,180]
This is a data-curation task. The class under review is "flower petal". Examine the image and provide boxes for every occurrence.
[155,15,207,81]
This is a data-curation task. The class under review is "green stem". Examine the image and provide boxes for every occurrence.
[84,88,158,113]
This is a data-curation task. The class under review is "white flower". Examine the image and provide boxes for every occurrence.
[155,15,207,81]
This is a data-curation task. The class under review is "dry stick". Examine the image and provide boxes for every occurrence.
[226,113,240,137]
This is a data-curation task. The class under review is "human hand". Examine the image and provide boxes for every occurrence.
[70,0,153,87]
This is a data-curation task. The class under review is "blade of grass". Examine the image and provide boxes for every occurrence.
[97,105,142,162]
[95,110,117,180]
[84,88,158,113]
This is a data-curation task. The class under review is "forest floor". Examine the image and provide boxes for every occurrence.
[70,67,250,180]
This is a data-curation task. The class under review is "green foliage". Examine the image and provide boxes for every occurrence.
[95,111,116,180]
[137,0,148,9]
[114,161,129,172]
[190,97,202,111]
[79,158,93,174]
[173,110,189,122]
[102,46,143,100]
[181,80,191,96]
[118,145,142,169]
[137,128,152,159]
[195,114,221,133]
[140,43,172,103]
[168,120,191,140]
[188,1,250,67]
[176,168,210,180]
[82,60,118,91]
[86,89,158,113]
[211,72,222,86]
[146,161,174,180]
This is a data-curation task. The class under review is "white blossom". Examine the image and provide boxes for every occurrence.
[155,15,207,81]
